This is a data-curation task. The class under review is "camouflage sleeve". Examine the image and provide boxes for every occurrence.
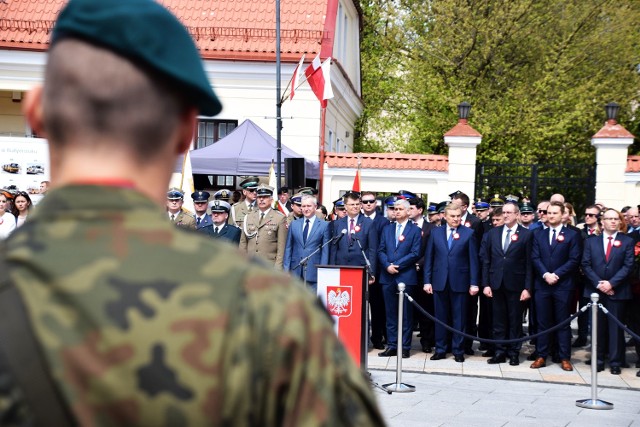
[233,268,386,427]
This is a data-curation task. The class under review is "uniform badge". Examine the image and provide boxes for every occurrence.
[327,286,352,317]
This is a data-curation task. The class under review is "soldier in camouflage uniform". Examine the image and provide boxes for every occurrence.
[0,0,385,425]
[239,184,288,269]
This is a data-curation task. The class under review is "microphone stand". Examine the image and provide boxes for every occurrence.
[292,232,341,285]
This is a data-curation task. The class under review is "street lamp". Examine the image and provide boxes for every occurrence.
[458,101,471,121]
[605,102,620,124]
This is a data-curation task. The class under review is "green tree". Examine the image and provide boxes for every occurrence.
[356,0,640,163]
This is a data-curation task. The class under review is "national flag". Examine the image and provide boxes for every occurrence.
[352,169,361,192]
[180,148,195,214]
[304,54,334,108]
[289,54,305,101]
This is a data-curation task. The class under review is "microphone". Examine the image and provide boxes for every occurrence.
[333,229,347,245]
[350,229,359,240]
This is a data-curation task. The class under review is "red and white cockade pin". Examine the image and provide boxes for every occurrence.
[511,234,519,242]
[557,234,565,242]
[354,225,361,233]
[453,232,460,240]
[398,234,405,242]
[464,221,471,228]
[613,240,621,247]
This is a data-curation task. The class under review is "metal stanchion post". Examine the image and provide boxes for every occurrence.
[383,283,415,393]
[576,293,613,410]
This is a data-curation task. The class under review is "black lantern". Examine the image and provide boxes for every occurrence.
[457,101,471,120]
[605,102,620,123]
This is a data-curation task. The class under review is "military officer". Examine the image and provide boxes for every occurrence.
[239,184,288,268]
[166,188,196,229]
[192,190,213,230]
[229,176,258,227]
[198,199,241,244]
[287,193,303,226]
[212,188,232,202]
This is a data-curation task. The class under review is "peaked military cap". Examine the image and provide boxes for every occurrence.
[256,184,274,197]
[167,188,184,200]
[384,196,398,206]
[333,198,345,209]
[505,194,519,203]
[489,194,504,207]
[474,198,490,211]
[397,190,417,199]
[278,186,289,195]
[51,0,222,116]
[436,201,448,213]
[210,200,231,213]
[291,194,303,205]
[519,202,535,214]
[239,177,259,190]
[297,187,316,196]
[213,189,231,201]
[448,190,463,199]
[191,191,210,202]
[427,202,439,214]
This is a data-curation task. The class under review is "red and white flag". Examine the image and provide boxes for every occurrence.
[289,54,305,101]
[352,169,361,192]
[304,53,334,108]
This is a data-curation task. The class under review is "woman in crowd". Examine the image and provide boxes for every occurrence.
[12,191,33,228]
[0,192,16,239]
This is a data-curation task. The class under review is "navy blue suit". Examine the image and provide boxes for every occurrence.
[195,213,213,230]
[363,212,390,347]
[283,217,331,288]
[329,215,378,276]
[582,233,634,368]
[481,225,533,358]
[424,225,479,356]
[531,226,581,360]
[378,220,422,351]
[199,222,241,245]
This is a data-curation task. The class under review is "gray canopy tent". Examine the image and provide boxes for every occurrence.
[178,119,319,178]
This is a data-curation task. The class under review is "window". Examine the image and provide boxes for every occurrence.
[327,129,334,152]
[216,176,234,186]
[196,119,237,149]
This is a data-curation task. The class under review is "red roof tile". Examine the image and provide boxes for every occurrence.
[325,152,448,172]
[443,120,482,137]
[0,0,334,62]
[626,155,640,173]
[593,120,635,139]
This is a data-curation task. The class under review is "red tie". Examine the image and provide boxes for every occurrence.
[605,236,613,262]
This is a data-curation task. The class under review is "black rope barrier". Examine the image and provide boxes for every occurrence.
[600,304,640,343]
[406,294,588,345]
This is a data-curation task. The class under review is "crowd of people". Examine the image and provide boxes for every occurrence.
[0,181,48,239]
[168,186,640,377]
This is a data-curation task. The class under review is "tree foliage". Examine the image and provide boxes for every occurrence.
[356,0,640,163]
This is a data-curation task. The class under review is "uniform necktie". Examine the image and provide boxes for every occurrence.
[196,217,201,226]
[605,236,613,262]
[503,228,511,252]
[395,223,402,247]
[551,228,556,246]
[260,212,265,224]
[170,214,175,221]
[214,226,219,234]
[448,227,455,249]
[303,219,310,244]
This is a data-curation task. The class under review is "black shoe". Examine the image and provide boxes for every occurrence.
[371,341,385,350]
[509,357,520,366]
[597,365,605,372]
[430,352,446,360]
[479,344,489,351]
[464,348,474,356]
[636,370,640,377]
[487,355,506,364]
[585,359,591,365]
[610,366,621,375]
[572,337,587,347]
[402,350,410,359]
[378,348,397,357]
[482,350,495,357]
[421,344,433,353]
[454,354,465,363]
[636,361,640,369]
[527,352,538,361]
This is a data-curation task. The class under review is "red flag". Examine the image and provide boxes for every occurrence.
[289,54,305,101]
[352,169,361,192]
[304,54,334,107]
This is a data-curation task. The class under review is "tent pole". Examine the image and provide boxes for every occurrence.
[275,0,282,194]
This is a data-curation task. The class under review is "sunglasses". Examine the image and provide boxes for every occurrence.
[246,189,257,193]
[584,213,598,218]
[537,209,547,214]
[362,199,376,204]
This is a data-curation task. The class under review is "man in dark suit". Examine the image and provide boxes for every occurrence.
[199,200,241,245]
[283,194,331,292]
[361,191,389,349]
[377,199,422,358]
[530,201,582,371]
[481,202,533,366]
[423,203,480,362]
[329,192,378,279]
[582,208,634,375]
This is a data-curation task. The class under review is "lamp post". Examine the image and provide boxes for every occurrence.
[605,102,620,125]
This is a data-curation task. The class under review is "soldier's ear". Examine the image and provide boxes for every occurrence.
[175,107,198,155]
[23,85,46,137]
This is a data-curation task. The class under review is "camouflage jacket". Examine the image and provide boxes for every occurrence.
[2,185,384,426]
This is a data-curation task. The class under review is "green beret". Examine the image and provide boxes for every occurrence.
[52,0,222,116]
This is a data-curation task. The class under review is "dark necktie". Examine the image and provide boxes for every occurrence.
[196,217,201,226]
[303,219,310,244]
[503,228,511,252]
[214,226,219,234]
[605,236,613,261]
[170,214,175,221]
[551,229,556,246]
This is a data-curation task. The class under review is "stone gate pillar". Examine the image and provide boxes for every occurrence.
[444,102,482,200]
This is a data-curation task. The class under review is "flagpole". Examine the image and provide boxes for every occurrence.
[275,0,282,193]
[319,105,326,203]
[179,149,188,189]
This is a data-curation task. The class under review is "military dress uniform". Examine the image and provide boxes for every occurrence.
[229,177,258,227]
[240,207,288,269]
[167,188,196,229]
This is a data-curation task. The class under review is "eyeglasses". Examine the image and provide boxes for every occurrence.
[584,213,598,218]
[537,209,547,214]
[602,217,619,221]
[346,203,361,207]
[362,199,376,204]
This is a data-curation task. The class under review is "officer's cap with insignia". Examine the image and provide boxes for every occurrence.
[489,194,504,207]
[436,201,448,213]
[210,200,231,213]
[474,198,490,211]
[298,187,316,196]
[520,202,535,214]
[333,198,345,209]
[291,194,303,205]
[213,189,231,201]
[448,190,463,200]
[51,0,222,116]
[239,177,259,190]
[398,190,417,200]
[427,202,439,215]
[384,195,398,207]
[505,194,519,203]
[278,186,289,195]
[256,184,274,197]
[167,187,184,200]
[191,191,210,202]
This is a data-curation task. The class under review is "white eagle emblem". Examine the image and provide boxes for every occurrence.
[327,287,351,317]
